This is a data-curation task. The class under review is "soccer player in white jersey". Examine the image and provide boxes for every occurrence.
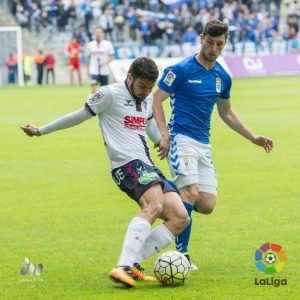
[153,20,274,270]
[87,27,115,94]
[21,57,189,288]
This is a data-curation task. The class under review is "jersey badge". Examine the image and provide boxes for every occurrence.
[216,77,221,93]
[91,91,104,103]
[163,70,176,87]
[183,156,189,168]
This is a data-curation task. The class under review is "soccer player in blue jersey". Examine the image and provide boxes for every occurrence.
[152,20,274,270]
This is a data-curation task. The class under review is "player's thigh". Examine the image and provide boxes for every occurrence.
[139,182,164,212]
[111,159,165,203]
[169,135,199,188]
[197,145,217,196]
[159,191,188,222]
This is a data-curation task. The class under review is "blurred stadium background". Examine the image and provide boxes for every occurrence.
[1,1,300,299]
[0,0,300,85]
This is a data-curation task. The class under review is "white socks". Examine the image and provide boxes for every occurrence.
[139,224,175,262]
[117,218,175,267]
[117,217,151,266]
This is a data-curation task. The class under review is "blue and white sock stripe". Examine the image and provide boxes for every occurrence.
[170,138,180,171]
[175,238,183,251]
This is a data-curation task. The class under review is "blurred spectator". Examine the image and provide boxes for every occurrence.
[67,37,82,85]
[5,53,17,85]
[183,26,197,45]
[165,20,175,44]
[4,0,294,57]
[67,0,77,33]
[45,0,58,32]
[127,6,138,41]
[81,0,93,34]
[74,24,89,46]
[140,17,151,44]
[32,2,42,34]
[114,11,125,42]
[87,27,114,93]
[57,0,68,32]
[34,50,44,85]
[44,50,56,85]
[99,3,114,41]
[14,0,30,28]
[23,54,34,86]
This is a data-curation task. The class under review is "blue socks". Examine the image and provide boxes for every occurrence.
[176,200,194,253]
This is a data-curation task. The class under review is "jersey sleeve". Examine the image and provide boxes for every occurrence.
[220,74,232,100]
[85,86,112,115]
[158,64,185,94]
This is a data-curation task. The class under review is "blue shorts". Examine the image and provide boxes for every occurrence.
[111,159,176,203]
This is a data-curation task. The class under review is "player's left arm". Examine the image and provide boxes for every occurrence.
[217,98,274,153]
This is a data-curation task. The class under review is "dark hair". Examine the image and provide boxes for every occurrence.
[202,20,228,39]
[128,57,159,82]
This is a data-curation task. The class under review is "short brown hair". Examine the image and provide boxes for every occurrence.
[202,20,228,39]
[128,57,159,82]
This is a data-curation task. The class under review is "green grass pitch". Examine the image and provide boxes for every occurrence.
[0,76,299,299]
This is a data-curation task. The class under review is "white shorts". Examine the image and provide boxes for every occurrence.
[168,134,217,195]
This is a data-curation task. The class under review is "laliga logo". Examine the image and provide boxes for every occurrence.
[20,257,43,276]
[254,243,287,287]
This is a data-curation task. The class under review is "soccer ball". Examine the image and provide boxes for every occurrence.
[265,253,276,264]
[153,251,190,286]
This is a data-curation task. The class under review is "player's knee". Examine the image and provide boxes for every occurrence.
[180,186,199,205]
[196,196,216,214]
[201,205,215,214]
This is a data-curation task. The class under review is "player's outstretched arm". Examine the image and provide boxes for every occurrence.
[217,98,274,153]
[21,106,93,137]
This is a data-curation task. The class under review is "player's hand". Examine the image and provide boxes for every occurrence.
[20,124,41,137]
[252,135,273,153]
[156,134,170,159]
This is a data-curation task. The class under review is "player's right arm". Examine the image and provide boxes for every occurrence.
[21,87,112,137]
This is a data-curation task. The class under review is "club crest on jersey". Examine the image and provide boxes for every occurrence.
[163,70,176,87]
[216,77,221,93]
[183,156,189,167]
[91,91,104,103]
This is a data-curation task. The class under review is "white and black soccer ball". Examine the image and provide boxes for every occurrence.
[265,253,276,264]
[153,251,190,286]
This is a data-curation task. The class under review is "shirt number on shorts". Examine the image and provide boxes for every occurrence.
[113,169,125,185]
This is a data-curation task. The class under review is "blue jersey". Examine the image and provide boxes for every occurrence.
[158,55,232,144]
